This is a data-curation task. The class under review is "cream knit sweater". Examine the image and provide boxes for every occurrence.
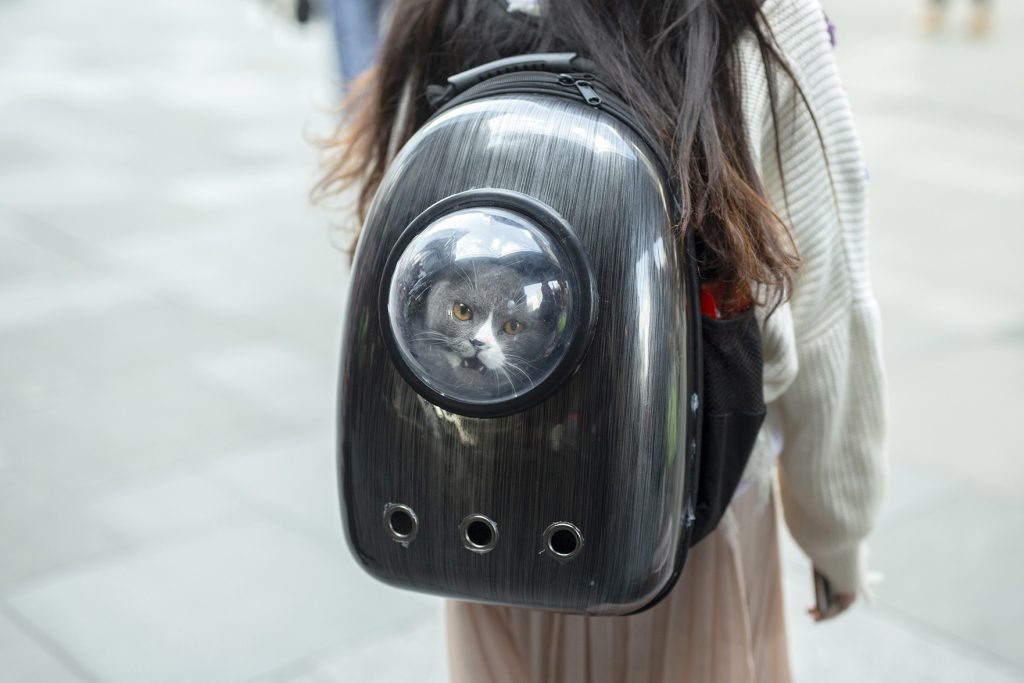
[735,0,888,596]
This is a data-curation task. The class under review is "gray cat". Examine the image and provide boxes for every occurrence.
[412,260,567,399]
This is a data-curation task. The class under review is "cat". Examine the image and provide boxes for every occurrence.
[411,259,567,399]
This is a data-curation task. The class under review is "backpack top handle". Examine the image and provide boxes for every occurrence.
[427,52,598,109]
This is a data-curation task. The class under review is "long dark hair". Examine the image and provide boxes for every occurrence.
[316,0,814,308]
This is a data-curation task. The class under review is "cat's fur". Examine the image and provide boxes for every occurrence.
[412,259,566,398]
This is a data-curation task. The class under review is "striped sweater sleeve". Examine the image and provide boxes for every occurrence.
[738,0,889,595]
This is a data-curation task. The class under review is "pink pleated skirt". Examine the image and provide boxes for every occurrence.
[446,484,791,683]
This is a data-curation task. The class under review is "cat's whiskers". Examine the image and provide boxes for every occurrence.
[504,353,539,369]
[495,365,519,397]
[410,331,454,344]
[502,360,534,387]
[455,265,475,291]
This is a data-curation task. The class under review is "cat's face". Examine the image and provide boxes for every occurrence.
[418,262,563,393]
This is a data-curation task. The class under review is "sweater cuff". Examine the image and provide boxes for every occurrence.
[812,541,870,598]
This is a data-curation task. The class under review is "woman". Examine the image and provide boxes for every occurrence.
[317,0,887,680]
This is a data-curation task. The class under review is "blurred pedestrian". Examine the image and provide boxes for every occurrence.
[924,0,993,37]
[318,0,887,680]
[330,0,385,88]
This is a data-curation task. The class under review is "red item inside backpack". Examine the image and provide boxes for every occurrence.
[700,281,753,320]
[701,287,721,320]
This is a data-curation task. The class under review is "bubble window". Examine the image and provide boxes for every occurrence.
[381,191,597,417]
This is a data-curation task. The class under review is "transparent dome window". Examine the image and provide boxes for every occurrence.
[387,207,584,408]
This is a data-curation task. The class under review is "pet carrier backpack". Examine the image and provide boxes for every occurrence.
[337,53,766,615]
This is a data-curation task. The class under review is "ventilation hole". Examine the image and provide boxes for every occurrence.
[389,509,414,536]
[384,504,418,542]
[549,529,577,556]
[466,520,492,547]
[543,522,583,561]
[460,514,498,553]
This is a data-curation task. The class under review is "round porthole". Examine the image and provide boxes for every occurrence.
[380,190,598,418]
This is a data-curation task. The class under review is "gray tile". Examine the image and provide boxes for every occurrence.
[784,572,1024,683]
[0,159,148,219]
[886,339,1024,499]
[17,195,226,250]
[0,608,91,683]
[86,466,251,543]
[876,457,959,529]
[0,235,90,290]
[90,203,348,330]
[779,524,810,576]
[6,518,439,683]
[0,271,154,334]
[209,430,341,541]
[195,343,335,426]
[0,214,32,249]
[0,359,298,503]
[869,492,1024,669]
[275,675,330,683]
[98,229,343,333]
[296,611,448,683]
[0,301,251,421]
[0,499,127,589]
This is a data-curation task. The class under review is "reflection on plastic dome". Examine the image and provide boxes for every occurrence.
[387,207,580,406]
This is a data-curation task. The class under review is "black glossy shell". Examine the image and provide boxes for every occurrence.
[338,93,695,615]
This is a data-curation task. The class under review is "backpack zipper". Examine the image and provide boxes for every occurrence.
[433,71,671,181]
[555,73,602,106]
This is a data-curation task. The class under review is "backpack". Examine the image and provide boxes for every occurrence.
[337,53,766,615]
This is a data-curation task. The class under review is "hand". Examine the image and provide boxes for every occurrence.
[808,592,855,622]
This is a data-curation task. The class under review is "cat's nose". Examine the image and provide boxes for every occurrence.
[470,338,486,349]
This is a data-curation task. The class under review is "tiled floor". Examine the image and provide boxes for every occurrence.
[1,0,1022,681]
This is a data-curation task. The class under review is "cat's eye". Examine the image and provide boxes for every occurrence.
[503,320,525,335]
[452,302,473,321]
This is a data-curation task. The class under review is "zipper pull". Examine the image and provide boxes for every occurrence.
[574,79,602,106]
[557,74,602,107]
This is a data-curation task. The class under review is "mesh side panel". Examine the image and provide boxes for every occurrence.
[691,309,767,545]
[701,312,765,417]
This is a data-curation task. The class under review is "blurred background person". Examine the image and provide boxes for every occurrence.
[330,0,385,88]
[924,0,994,36]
